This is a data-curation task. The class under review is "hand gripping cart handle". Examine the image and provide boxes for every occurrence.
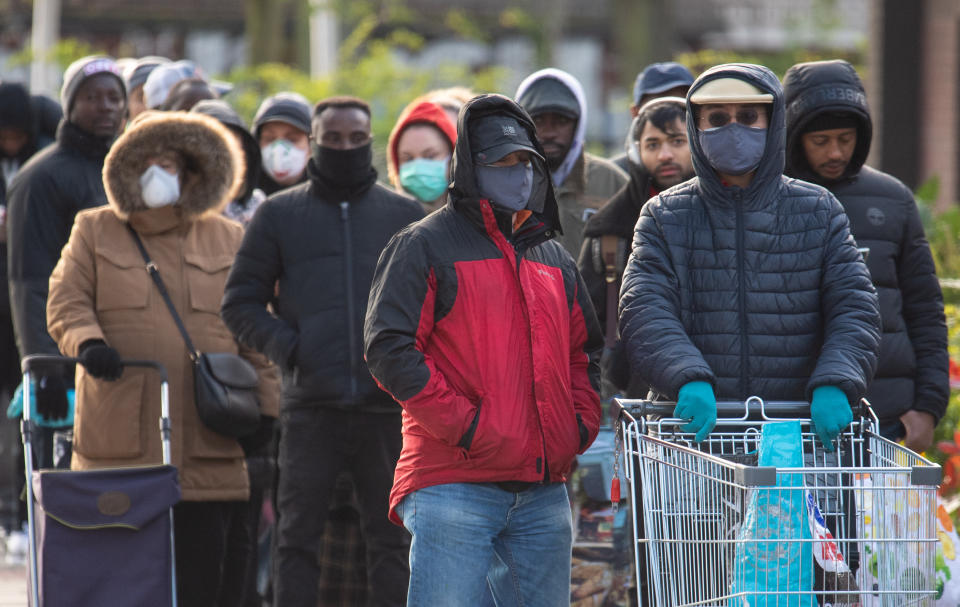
[20,355,179,607]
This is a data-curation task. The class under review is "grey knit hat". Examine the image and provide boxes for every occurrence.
[60,55,125,115]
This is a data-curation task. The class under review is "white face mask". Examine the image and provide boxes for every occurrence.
[139,164,180,208]
[261,139,308,183]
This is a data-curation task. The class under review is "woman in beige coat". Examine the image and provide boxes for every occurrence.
[47,111,279,607]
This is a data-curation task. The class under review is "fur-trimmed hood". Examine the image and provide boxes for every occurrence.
[103,111,245,220]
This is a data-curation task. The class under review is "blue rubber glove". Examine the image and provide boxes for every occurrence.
[810,385,852,451]
[674,381,717,443]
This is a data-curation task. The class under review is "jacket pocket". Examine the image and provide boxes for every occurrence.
[74,372,145,459]
[190,418,244,459]
[184,252,234,315]
[94,247,149,312]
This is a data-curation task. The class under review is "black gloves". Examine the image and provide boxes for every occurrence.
[78,340,124,381]
[36,372,69,420]
[238,415,277,456]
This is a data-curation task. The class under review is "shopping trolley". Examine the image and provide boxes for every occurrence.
[614,396,942,606]
[21,355,180,607]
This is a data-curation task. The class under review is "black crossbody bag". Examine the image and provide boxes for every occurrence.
[126,224,261,438]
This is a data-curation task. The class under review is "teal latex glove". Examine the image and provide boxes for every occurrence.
[674,381,717,442]
[810,385,852,451]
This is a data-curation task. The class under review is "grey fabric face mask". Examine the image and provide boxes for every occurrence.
[698,122,767,176]
[475,162,534,211]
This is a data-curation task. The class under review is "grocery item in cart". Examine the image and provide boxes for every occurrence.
[805,490,859,605]
[729,420,814,606]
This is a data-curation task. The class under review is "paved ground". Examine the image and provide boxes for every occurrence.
[0,562,26,606]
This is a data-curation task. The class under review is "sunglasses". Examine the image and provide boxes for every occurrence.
[703,107,764,129]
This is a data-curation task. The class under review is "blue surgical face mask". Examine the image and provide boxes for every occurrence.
[475,162,534,212]
[698,122,767,176]
[399,157,449,203]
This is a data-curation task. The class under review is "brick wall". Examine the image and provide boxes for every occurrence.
[920,0,959,209]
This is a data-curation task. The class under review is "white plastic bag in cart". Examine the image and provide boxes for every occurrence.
[856,473,930,605]
[729,421,815,606]
[933,497,960,604]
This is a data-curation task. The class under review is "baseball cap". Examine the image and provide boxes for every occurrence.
[689,77,774,104]
[633,62,695,104]
[469,114,543,164]
[515,77,579,120]
[252,92,312,138]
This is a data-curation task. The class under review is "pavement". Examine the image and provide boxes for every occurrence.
[0,562,26,607]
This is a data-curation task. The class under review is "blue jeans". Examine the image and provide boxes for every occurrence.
[399,482,572,607]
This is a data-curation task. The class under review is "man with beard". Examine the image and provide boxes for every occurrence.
[221,96,422,607]
[7,56,126,428]
[516,68,627,258]
[783,60,948,453]
[578,97,694,398]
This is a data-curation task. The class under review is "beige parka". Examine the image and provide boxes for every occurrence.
[47,111,279,501]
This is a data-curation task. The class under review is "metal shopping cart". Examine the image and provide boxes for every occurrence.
[21,355,180,607]
[614,396,942,606]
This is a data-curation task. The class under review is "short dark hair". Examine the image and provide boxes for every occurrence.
[313,96,371,119]
[632,98,686,141]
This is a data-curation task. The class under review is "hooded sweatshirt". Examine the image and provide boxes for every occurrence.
[386,100,457,212]
[364,93,602,524]
[619,63,881,405]
[783,60,948,426]
[515,69,627,258]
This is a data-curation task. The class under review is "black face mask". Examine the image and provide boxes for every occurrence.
[310,141,373,184]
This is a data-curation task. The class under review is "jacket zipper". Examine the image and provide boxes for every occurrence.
[340,201,359,402]
[734,191,749,396]
[514,246,549,482]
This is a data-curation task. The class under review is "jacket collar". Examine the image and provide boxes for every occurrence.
[57,120,114,160]
[126,204,190,236]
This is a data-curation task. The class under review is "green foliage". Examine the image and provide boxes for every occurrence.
[675,47,864,80]
[6,38,99,71]
[928,304,960,465]
[916,177,960,305]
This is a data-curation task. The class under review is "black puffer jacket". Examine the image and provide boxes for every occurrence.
[7,121,113,359]
[221,160,424,412]
[783,60,948,425]
[619,64,881,404]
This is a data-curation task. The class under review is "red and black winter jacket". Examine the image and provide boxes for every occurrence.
[363,94,603,524]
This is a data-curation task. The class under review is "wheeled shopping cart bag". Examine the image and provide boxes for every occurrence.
[21,355,180,607]
[32,465,180,607]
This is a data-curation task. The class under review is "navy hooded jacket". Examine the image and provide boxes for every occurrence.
[619,63,881,405]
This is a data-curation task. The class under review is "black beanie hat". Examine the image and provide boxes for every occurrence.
[801,110,860,135]
[0,82,33,132]
[60,56,125,116]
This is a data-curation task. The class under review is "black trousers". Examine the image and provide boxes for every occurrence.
[173,499,248,607]
[273,408,409,607]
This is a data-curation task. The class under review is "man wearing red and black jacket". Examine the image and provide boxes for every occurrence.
[364,93,602,606]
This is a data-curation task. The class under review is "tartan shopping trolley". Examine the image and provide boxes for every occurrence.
[21,355,180,607]
[613,397,942,606]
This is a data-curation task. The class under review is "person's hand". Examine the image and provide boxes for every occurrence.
[810,386,852,451]
[674,381,716,442]
[35,372,68,420]
[78,340,123,381]
[900,409,936,454]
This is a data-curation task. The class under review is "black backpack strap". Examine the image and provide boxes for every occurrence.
[125,223,199,361]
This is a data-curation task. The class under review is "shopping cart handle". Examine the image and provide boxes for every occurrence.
[21,354,168,383]
[615,397,873,420]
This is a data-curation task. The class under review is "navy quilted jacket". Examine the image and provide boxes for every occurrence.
[619,64,881,404]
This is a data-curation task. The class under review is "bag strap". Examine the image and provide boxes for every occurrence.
[125,223,200,362]
[599,234,622,349]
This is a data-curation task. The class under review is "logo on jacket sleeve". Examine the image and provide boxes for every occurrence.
[866,207,885,226]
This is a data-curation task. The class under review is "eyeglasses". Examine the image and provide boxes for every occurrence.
[703,107,763,129]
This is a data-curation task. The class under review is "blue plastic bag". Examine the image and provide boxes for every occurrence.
[6,381,75,428]
[729,420,814,606]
